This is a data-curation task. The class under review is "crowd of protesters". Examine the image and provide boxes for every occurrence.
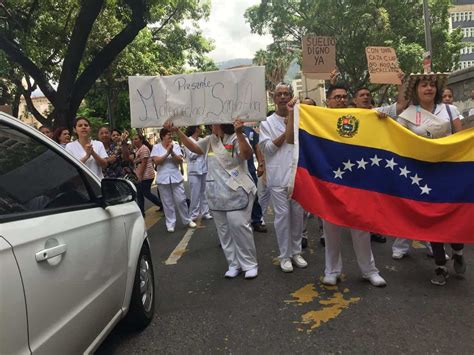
[37,67,469,286]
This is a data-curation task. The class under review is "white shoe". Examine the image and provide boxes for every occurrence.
[167,227,175,233]
[224,267,241,278]
[392,251,405,260]
[292,254,308,268]
[280,258,293,273]
[364,274,387,287]
[188,221,197,228]
[244,267,258,279]
[322,274,339,286]
[203,213,213,220]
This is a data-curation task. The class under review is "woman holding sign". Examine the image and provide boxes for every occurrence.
[151,128,196,232]
[393,73,464,286]
[164,119,259,280]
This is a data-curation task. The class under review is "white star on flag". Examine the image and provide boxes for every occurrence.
[385,158,398,170]
[370,155,382,166]
[420,184,432,195]
[356,158,368,170]
[343,160,355,171]
[410,174,422,185]
[333,168,345,179]
[399,166,411,178]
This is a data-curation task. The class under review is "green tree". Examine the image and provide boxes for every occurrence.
[245,0,463,94]
[253,43,297,91]
[0,0,213,128]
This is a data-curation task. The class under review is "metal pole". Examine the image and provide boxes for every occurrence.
[423,0,432,56]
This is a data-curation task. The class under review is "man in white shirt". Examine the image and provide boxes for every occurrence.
[259,83,308,273]
[319,85,386,287]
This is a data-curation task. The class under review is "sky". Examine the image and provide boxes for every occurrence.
[198,0,273,63]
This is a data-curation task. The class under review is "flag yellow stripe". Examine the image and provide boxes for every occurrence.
[299,105,474,163]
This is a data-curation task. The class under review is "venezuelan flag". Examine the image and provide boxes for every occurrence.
[292,105,474,243]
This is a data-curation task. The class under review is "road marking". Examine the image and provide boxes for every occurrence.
[286,282,360,333]
[144,206,162,230]
[165,228,196,265]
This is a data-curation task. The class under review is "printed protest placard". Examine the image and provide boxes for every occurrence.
[128,66,267,128]
[366,46,402,85]
[302,36,336,80]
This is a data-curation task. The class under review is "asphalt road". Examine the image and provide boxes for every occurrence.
[98,201,474,354]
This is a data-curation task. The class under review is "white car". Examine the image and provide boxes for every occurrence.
[0,112,155,354]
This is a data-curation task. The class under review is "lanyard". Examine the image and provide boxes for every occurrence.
[415,105,436,125]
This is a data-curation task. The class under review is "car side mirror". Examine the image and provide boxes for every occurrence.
[101,178,137,207]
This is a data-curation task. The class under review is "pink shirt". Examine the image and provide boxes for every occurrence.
[134,145,155,180]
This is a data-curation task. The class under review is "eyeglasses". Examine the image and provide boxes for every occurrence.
[328,95,348,101]
[274,92,291,98]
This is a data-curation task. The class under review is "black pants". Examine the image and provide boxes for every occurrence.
[430,242,464,266]
[136,179,162,215]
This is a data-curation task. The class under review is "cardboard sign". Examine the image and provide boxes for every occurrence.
[128,66,267,128]
[302,36,336,80]
[366,46,402,85]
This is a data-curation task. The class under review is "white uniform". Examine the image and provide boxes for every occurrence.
[66,140,108,179]
[196,134,258,271]
[151,142,191,230]
[184,137,210,220]
[323,220,380,277]
[259,113,304,259]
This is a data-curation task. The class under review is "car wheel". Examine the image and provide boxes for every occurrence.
[126,244,155,330]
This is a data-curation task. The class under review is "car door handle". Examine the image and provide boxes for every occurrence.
[36,244,67,262]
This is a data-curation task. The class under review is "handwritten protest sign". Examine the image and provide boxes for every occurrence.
[366,46,402,85]
[128,66,266,128]
[302,36,336,80]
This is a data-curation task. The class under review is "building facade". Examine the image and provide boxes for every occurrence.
[449,0,474,69]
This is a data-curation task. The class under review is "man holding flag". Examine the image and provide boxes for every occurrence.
[288,85,387,287]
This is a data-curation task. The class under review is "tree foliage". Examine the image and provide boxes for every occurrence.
[245,0,463,94]
[0,0,215,128]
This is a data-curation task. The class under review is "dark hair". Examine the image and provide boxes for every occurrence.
[52,127,69,143]
[326,85,348,98]
[354,87,371,97]
[159,128,171,139]
[412,78,442,105]
[185,126,198,137]
[443,87,454,95]
[134,133,153,150]
[39,125,52,132]
[220,124,235,135]
[302,97,317,105]
[74,116,91,128]
[111,128,121,136]
[267,110,275,116]
[97,125,110,132]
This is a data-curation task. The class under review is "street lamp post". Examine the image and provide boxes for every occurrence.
[423,0,433,58]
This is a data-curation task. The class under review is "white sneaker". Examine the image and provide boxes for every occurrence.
[392,251,405,260]
[322,274,339,286]
[224,267,241,278]
[188,221,197,228]
[292,254,308,268]
[364,274,387,287]
[280,258,293,273]
[203,213,213,220]
[167,227,175,233]
[244,267,258,279]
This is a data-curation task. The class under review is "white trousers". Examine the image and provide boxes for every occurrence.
[212,193,258,271]
[257,177,271,217]
[392,238,432,254]
[270,187,304,259]
[323,220,379,278]
[158,182,191,229]
[188,174,209,220]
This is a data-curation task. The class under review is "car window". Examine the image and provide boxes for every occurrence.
[0,123,99,216]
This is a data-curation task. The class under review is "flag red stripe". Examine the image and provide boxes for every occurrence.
[293,167,474,243]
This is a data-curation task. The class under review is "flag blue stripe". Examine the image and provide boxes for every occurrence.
[298,130,474,203]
